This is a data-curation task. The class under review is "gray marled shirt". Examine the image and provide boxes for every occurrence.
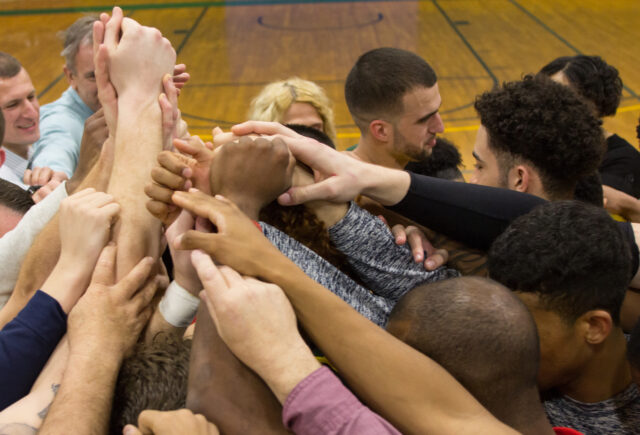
[260,202,459,327]
[544,383,640,434]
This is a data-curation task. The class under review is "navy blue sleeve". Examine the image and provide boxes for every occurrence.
[0,290,67,410]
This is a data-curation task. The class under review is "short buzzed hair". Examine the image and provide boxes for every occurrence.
[386,276,540,423]
[345,47,437,131]
[60,15,98,72]
[0,52,22,79]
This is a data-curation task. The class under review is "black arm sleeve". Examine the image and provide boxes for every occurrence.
[387,172,640,277]
[387,172,546,250]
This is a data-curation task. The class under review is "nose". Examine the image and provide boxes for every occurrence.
[429,113,445,134]
[22,98,39,119]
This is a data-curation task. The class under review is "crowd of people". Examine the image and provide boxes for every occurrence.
[1,6,640,434]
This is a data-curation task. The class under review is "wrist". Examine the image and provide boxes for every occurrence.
[362,164,410,206]
[41,263,89,313]
[260,342,321,404]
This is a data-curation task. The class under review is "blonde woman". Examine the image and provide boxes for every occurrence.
[248,77,337,143]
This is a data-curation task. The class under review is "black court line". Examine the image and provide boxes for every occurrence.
[175,6,209,55]
[508,0,640,101]
[37,74,64,100]
[431,0,498,88]
[257,12,383,31]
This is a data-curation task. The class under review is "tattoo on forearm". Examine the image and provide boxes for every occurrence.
[36,384,60,420]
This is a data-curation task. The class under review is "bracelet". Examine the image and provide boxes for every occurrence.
[159,281,200,327]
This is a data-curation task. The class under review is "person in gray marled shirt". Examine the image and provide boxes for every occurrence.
[261,200,459,327]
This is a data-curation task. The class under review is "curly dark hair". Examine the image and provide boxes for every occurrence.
[474,75,605,200]
[488,201,630,325]
[405,137,464,181]
[573,172,604,207]
[538,55,623,118]
[109,335,192,435]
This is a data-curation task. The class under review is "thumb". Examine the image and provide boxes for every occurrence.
[175,230,216,253]
[277,179,337,205]
[122,424,144,435]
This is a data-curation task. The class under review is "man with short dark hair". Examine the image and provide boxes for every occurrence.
[488,200,639,433]
[29,16,101,178]
[470,75,605,201]
[345,47,444,169]
[386,276,557,435]
[0,52,39,188]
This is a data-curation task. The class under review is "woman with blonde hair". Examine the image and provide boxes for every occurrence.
[248,77,337,143]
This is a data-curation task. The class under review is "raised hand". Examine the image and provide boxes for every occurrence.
[209,136,295,219]
[172,191,279,279]
[67,244,157,357]
[192,251,320,403]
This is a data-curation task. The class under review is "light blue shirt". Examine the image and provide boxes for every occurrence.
[29,87,93,177]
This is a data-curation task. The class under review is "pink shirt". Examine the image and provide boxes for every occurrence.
[283,366,400,434]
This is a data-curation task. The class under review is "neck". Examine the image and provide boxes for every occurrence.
[560,328,632,402]
[490,386,555,435]
[351,136,407,170]
[2,143,29,159]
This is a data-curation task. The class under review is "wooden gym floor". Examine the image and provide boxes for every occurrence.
[1,0,639,176]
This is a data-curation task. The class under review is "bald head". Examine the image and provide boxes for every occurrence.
[387,277,540,424]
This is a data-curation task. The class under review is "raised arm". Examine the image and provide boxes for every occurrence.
[172,192,516,434]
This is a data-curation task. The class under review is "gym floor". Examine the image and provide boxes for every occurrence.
[2,0,638,174]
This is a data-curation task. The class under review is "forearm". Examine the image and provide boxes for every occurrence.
[359,163,411,206]
[186,306,287,434]
[40,351,120,435]
[283,366,400,435]
[0,339,68,431]
[263,255,511,434]
[0,157,110,328]
[108,101,163,278]
[388,172,546,250]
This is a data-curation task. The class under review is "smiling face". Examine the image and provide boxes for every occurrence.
[65,42,100,112]
[391,84,444,162]
[0,68,40,149]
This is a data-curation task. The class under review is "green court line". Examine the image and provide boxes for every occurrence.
[0,0,408,16]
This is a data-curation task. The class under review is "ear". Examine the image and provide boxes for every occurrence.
[63,65,75,88]
[579,310,613,345]
[368,120,393,143]
[507,164,530,193]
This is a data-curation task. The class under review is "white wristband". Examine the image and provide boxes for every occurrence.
[159,281,200,328]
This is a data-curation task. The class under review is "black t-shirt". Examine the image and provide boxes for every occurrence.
[600,134,640,198]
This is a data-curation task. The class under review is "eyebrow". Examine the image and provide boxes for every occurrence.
[472,151,484,163]
[416,102,442,124]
